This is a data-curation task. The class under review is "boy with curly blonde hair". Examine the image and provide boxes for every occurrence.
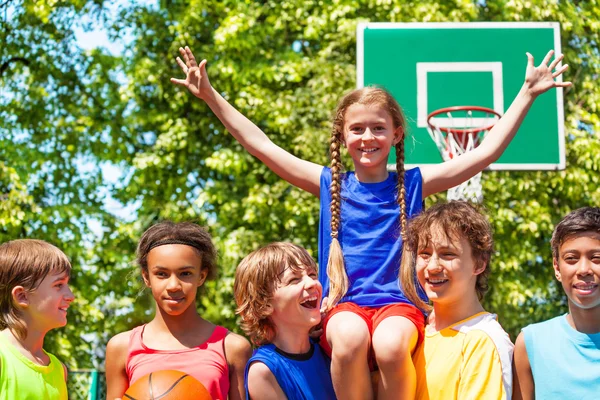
[234,242,335,400]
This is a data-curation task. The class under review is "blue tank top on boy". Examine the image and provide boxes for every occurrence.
[318,167,424,307]
[523,314,600,400]
[244,342,336,400]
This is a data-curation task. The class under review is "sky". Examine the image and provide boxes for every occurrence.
[73,0,155,226]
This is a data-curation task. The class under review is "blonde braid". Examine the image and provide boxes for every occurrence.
[395,141,407,241]
[326,128,349,310]
[396,139,430,311]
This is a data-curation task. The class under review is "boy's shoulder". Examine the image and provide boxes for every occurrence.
[450,312,514,355]
[250,343,277,359]
[522,314,564,334]
[451,312,506,335]
[521,314,591,350]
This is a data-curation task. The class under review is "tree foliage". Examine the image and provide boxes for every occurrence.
[0,0,124,367]
[1,0,598,369]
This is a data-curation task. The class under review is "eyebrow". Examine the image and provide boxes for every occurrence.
[152,265,196,271]
[348,120,387,126]
[52,274,69,283]
[562,248,600,254]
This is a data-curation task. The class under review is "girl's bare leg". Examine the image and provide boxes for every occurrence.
[326,311,373,400]
[372,316,419,400]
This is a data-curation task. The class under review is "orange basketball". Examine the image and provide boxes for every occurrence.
[124,370,212,400]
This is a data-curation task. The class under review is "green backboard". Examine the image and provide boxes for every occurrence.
[357,22,566,170]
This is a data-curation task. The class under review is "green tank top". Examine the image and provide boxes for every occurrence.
[0,332,67,400]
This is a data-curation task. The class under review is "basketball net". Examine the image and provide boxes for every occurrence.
[427,106,501,203]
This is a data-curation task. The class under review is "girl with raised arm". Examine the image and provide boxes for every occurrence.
[172,46,570,400]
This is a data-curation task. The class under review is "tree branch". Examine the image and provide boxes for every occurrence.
[0,57,30,78]
[0,0,15,10]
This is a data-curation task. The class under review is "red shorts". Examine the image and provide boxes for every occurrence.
[318,302,425,371]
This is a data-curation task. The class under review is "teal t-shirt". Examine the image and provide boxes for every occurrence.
[523,314,600,400]
[0,332,67,400]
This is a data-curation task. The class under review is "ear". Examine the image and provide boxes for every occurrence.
[141,270,151,287]
[338,132,346,147]
[473,261,487,277]
[264,303,274,317]
[197,268,209,287]
[553,258,562,282]
[11,286,29,308]
[393,126,404,145]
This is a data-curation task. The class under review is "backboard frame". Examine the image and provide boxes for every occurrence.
[357,22,566,171]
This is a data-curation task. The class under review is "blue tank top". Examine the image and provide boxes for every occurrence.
[244,342,336,400]
[319,167,424,307]
[523,314,600,400]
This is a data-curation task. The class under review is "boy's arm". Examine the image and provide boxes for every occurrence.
[224,332,253,400]
[247,362,287,400]
[105,332,130,400]
[513,332,534,400]
[171,47,323,197]
[421,50,571,198]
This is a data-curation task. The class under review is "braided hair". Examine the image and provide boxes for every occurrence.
[325,87,407,309]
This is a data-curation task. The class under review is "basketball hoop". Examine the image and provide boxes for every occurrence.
[427,106,501,202]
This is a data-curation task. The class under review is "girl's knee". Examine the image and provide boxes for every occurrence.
[327,313,370,357]
[372,318,418,366]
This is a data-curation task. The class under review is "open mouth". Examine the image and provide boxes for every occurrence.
[300,296,319,309]
[360,147,379,153]
[426,278,449,287]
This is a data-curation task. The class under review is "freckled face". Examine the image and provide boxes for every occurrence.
[343,103,402,179]
[270,264,323,332]
[416,226,484,305]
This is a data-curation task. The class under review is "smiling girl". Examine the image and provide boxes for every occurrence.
[172,45,569,399]
[105,221,251,400]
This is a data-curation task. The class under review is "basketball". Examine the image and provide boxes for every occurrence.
[123,370,212,400]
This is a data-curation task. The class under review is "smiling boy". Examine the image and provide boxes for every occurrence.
[0,239,74,400]
[234,242,336,400]
[513,207,600,400]
[400,201,514,400]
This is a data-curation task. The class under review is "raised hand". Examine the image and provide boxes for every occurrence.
[524,50,572,97]
[170,46,212,99]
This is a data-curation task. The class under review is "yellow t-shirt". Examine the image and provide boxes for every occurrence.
[413,312,514,400]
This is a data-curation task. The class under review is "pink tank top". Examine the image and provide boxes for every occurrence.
[126,324,230,399]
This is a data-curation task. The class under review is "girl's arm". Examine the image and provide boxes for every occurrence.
[420,50,571,198]
[105,331,131,400]
[247,362,287,400]
[512,332,534,400]
[224,332,253,400]
[171,47,323,197]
